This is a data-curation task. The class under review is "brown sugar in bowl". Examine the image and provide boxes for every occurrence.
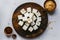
[44,0,56,12]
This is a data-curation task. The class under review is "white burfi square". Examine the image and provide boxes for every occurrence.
[18,15,23,20]
[22,25,28,31]
[36,21,41,26]
[20,9,26,14]
[28,27,33,32]
[33,25,38,30]
[25,23,29,26]
[33,15,36,21]
[36,12,41,17]
[29,13,33,18]
[31,21,35,26]
[27,7,31,12]
[23,17,27,21]
[27,18,32,23]
[32,8,37,13]
[24,12,29,17]
[37,17,41,21]
[38,11,41,16]
[18,21,23,26]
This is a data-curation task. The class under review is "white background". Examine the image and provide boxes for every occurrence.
[0,0,60,40]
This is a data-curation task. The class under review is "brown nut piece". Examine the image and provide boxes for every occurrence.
[44,0,56,12]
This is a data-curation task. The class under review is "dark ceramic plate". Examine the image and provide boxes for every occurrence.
[12,2,48,38]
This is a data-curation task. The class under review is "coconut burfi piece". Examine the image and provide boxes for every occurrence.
[27,7,31,12]
[22,25,28,31]
[32,8,37,13]
[37,17,41,21]
[33,25,38,30]
[24,12,29,17]
[29,13,33,18]
[31,21,35,26]
[28,27,33,32]
[32,15,36,21]
[27,18,32,23]
[18,15,23,20]
[34,11,41,17]
[18,21,23,26]
[23,17,27,21]
[36,21,41,26]
[25,22,29,26]
[20,9,26,14]
[36,12,41,17]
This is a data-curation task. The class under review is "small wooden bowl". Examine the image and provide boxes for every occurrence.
[12,34,17,39]
[4,27,13,37]
[44,0,56,12]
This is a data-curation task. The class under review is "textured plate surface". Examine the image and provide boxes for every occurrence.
[12,2,48,38]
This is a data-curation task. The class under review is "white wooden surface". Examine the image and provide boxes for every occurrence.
[0,0,60,40]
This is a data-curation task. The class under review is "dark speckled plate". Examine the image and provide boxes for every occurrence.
[12,2,48,38]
